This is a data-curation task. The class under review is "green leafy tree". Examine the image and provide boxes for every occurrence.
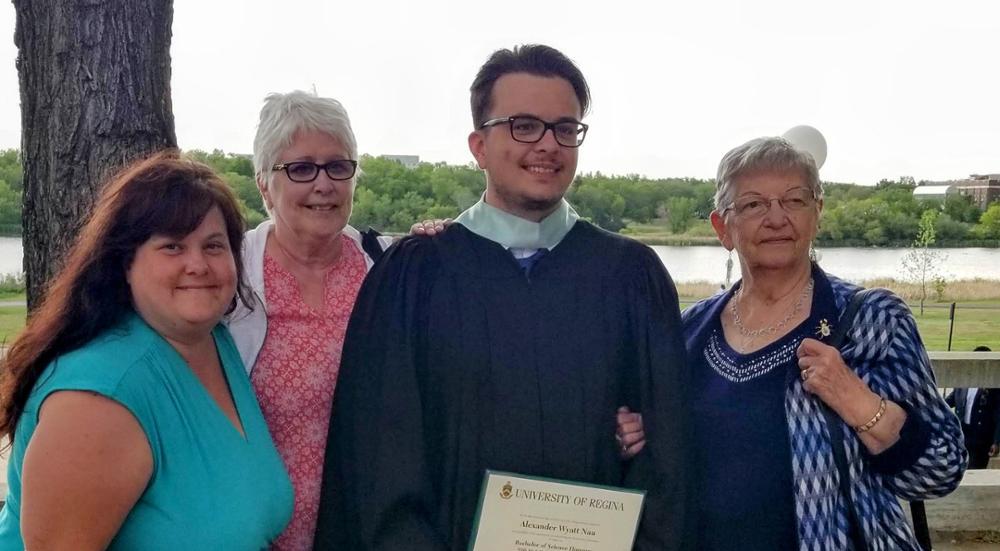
[824,182,876,202]
[973,202,1000,239]
[571,186,627,231]
[943,194,981,224]
[187,149,254,178]
[350,156,483,231]
[664,197,697,234]
[817,181,939,245]
[351,187,395,230]
[570,173,716,231]
[901,210,946,315]
[220,172,265,219]
[933,213,970,242]
[0,179,22,231]
[8,137,998,248]
[0,149,23,192]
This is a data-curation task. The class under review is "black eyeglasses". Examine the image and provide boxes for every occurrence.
[271,160,358,183]
[479,115,589,148]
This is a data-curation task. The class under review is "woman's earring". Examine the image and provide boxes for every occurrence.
[809,244,821,263]
[724,249,734,289]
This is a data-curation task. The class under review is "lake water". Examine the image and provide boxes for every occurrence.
[652,245,1000,284]
[0,237,997,283]
[0,237,21,278]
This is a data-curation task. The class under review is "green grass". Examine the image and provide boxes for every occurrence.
[0,299,995,352]
[907,301,1000,351]
[675,299,999,352]
[677,278,1000,352]
[622,219,720,245]
[0,274,25,298]
[0,304,26,346]
[675,295,998,353]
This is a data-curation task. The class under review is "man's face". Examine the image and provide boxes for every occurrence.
[468,73,582,221]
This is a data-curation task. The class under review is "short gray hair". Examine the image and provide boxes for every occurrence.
[252,91,358,189]
[714,136,822,212]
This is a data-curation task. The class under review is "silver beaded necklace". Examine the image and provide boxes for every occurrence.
[730,278,814,340]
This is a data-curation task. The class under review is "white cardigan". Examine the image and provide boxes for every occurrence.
[226,219,392,375]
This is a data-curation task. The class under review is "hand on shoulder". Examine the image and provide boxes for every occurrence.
[410,218,453,236]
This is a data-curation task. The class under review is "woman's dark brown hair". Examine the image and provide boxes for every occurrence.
[0,150,251,440]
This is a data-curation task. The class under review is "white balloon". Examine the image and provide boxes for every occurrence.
[782,125,827,170]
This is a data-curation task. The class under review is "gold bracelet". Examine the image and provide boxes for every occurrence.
[855,397,887,433]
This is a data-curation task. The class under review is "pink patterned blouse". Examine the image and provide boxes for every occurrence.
[251,235,368,550]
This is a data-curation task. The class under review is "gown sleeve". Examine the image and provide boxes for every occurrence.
[314,236,447,550]
[622,244,696,551]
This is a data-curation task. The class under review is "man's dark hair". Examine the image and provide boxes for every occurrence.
[974,345,992,352]
[470,44,591,128]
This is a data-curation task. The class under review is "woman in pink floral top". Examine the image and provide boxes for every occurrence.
[227,91,389,550]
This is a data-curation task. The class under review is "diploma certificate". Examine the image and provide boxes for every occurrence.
[468,470,645,551]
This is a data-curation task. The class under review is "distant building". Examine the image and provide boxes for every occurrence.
[955,174,1000,210]
[913,175,1000,209]
[913,183,956,201]
[381,154,420,169]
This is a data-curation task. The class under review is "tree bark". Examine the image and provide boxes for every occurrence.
[14,0,176,310]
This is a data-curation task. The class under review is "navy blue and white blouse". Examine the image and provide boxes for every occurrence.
[683,264,967,551]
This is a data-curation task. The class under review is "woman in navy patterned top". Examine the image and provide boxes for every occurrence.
[629,136,966,549]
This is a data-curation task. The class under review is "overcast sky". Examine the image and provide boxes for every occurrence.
[1,0,998,185]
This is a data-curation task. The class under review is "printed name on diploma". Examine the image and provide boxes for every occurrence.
[522,519,598,537]
[468,470,645,551]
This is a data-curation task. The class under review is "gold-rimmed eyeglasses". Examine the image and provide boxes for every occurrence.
[722,187,817,218]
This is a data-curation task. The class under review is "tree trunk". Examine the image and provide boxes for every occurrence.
[14,0,176,310]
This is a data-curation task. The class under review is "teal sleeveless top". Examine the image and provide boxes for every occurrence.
[0,312,293,549]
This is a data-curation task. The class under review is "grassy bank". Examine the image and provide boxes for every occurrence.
[0,281,996,350]
[679,278,1000,351]
[0,302,25,347]
[677,278,1000,304]
[623,220,720,246]
[0,274,25,300]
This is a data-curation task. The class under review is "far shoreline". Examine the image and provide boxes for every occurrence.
[368,232,1000,249]
[630,235,1000,248]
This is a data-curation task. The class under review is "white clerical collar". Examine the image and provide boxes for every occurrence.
[454,197,579,250]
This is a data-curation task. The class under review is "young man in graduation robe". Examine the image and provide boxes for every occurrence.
[314,44,692,551]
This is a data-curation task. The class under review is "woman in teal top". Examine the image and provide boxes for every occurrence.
[0,152,292,549]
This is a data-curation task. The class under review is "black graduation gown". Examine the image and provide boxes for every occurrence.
[314,221,692,550]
